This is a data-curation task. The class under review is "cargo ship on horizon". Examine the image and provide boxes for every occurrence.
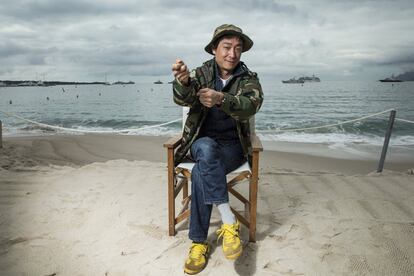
[282,74,320,83]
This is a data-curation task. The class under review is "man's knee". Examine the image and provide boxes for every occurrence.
[191,137,219,162]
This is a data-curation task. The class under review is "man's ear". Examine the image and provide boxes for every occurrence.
[212,49,216,55]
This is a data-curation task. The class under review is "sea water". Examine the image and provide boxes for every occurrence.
[1,80,413,154]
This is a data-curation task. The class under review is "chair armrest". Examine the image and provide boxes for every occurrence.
[251,134,263,152]
[163,134,182,149]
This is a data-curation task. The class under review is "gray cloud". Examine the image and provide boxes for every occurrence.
[0,41,27,56]
[366,53,414,68]
[0,41,58,64]
[1,0,414,81]
[1,0,127,20]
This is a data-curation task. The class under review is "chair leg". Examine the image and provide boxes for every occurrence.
[167,149,176,236]
[168,181,176,236]
[249,152,260,242]
[183,177,188,201]
[249,177,257,242]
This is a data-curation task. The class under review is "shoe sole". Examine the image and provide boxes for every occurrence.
[184,246,210,274]
[184,262,208,275]
[184,267,205,275]
[224,248,242,260]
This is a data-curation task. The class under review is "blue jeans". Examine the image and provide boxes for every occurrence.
[188,137,245,242]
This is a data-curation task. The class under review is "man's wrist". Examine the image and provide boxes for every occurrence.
[176,77,190,87]
[216,92,224,106]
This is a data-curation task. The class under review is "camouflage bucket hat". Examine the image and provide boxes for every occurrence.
[204,24,253,55]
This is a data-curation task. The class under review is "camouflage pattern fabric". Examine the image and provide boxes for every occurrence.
[173,58,263,165]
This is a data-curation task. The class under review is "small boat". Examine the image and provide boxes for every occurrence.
[154,80,163,84]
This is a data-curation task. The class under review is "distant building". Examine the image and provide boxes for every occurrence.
[112,81,135,85]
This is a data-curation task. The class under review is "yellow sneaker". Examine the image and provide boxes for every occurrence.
[216,220,242,260]
[184,242,210,275]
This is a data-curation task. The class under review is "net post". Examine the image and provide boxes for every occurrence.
[377,109,396,173]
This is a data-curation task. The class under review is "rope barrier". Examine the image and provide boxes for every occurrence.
[0,108,411,135]
[0,110,181,134]
[395,117,414,124]
[258,109,396,133]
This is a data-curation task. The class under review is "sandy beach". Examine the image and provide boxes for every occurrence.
[0,134,413,275]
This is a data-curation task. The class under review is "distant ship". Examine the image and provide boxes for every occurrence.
[282,74,320,83]
[379,75,403,82]
[282,77,304,84]
[300,74,320,82]
[154,80,163,84]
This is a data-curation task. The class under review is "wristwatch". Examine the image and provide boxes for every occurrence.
[221,93,226,105]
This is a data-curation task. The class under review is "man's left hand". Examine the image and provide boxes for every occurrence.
[197,88,224,108]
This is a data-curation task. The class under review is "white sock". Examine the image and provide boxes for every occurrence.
[217,203,236,225]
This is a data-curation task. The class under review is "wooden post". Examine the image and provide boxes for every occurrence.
[0,120,2,148]
[377,110,396,173]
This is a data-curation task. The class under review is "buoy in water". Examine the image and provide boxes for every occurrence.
[9,100,12,104]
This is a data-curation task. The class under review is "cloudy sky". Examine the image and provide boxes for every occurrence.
[1,0,414,82]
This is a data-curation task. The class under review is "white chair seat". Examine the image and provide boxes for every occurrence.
[177,161,251,174]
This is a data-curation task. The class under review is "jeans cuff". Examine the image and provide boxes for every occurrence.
[204,198,229,205]
[189,236,207,243]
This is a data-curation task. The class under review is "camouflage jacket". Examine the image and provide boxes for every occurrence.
[173,58,263,165]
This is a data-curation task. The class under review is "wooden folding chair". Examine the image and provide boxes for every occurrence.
[163,107,263,242]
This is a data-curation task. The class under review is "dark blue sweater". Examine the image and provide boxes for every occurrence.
[198,63,243,144]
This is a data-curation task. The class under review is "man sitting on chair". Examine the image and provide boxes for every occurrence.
[171,24,263,275]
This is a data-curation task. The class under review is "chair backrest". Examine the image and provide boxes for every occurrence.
[249,116,256,135]
[182,106,256,134]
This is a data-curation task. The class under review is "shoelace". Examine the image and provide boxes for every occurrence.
[216,224,238,244]
[189,243,207,259]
